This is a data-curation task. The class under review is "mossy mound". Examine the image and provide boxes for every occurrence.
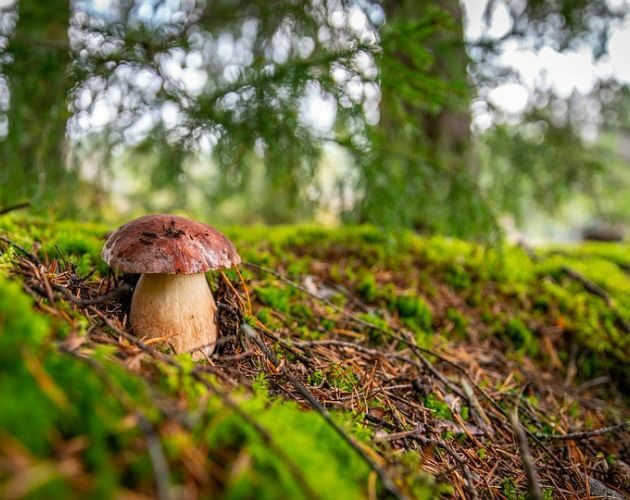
[0,215,628,499]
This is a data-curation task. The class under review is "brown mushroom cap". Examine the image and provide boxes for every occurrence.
[102,214,241,274]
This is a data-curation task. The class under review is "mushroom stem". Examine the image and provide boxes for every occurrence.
[130,273,217,360]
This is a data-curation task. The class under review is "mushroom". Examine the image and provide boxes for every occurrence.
[101,214,240,359]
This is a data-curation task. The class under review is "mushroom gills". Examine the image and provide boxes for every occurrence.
[130,273,217,360]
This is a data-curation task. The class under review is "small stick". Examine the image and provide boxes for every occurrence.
[558,266,629,333]
[509,408,542,500]
[220,271,246,311]
[0,201,30,216]
[409,435,479,500]
[234,265,252,315]
[52,282,132,306]
[0,234,41,266]
[461,380,493,435]
[137,415,173,500]
[534,422,629,441]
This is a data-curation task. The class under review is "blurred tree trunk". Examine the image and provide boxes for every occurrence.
[382,0,472,168]
[0,0,71,208]
[361,0,477,232]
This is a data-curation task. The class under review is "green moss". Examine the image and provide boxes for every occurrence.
[256,286,293,314]
[545,242,630,271]
[464,286,483,307]
[205,391,373,500]
[296,325,323,341]
[255,307,279,329]
[356,273,378,302]
[443,264,472,290]
[356,313,390,345]
[0,273,380,499]
[533,294,551,313]
[500,478,554,500]
[290,302,315,322]
[307,370,325,386]
[287,259,309,276]
[460,405,470,421]
[423,394,452,421]
[503,317,537,355]
[446,308,469,338]
[0,245,18,270]
[391,293,432,332]
[0,275,157,496]
[327,363,360,392]
[500,477,524,500]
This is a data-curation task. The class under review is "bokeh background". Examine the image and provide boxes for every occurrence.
[1,0,629,243]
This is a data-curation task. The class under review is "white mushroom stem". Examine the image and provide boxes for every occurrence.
[130,273,217,360]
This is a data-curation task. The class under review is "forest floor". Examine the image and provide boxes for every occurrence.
[0,215,629,499]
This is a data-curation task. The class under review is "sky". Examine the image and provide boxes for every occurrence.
[464,0,630,123]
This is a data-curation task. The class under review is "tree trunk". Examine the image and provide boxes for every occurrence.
[357,0,476,232]
[0,0,71,208]
[382,0,472,170]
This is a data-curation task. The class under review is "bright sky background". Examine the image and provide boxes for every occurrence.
[464,0,630,120]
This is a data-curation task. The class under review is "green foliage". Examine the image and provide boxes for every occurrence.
[0,0,74,211]
[256,285,293,314]
[0,0,628,238]
[446,308,469,337]
[356,273,378,302]
[423,394,452,421]
[478,121,610,222]
[503,317,537,357]
[391,293,433,333]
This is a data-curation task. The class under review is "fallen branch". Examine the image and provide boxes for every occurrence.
[534,422,630,441]
[509,408,542,500]
[559,266,611,304]
[0,201,30,216]
[52,282,132,306]
[555,266,629,333]
[241,323,407,500]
